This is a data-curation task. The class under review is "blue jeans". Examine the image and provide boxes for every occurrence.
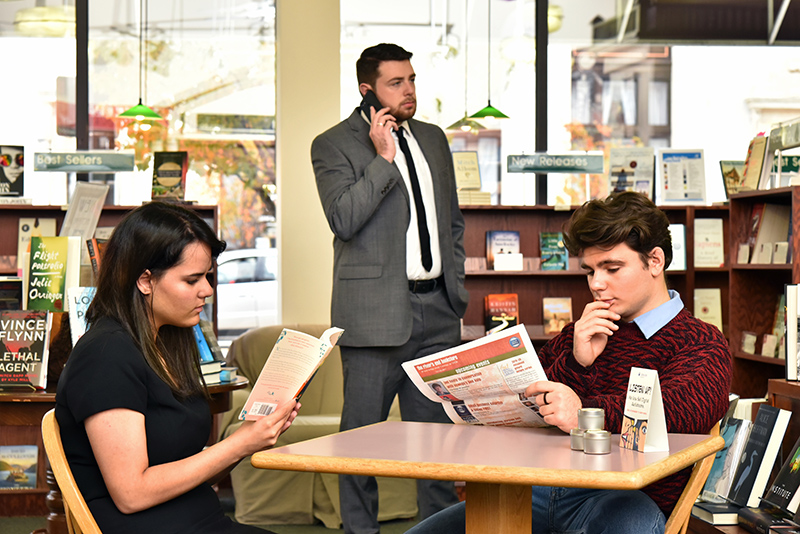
[405,486,666,534]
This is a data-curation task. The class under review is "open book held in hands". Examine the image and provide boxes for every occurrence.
[238,326,344,421]
[402,324,549,427]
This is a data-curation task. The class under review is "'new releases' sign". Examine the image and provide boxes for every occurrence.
[34,152,135,173]
[507,154,604,174]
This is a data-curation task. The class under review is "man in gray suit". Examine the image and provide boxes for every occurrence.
[311,43,469,534]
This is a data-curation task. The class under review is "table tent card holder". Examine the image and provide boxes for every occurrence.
[620,367,669,452]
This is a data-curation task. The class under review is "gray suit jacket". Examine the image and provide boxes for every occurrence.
[311,109,469,347]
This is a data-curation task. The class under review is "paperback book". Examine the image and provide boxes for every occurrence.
[152,151,188,200]
[739,505,792,534]
[0,310,52,389]
[17,217,56,273]
[66,286,95,347]
[539,231,568,270]
[0,145,24,197]
[239,327,344,421]
[485,230,520,270]
[728,404,792,508]
[25,235,81,312]
[762,434,800,516]
[0,445,38,490]
[702,417,753,503]
[484,293,519,335]
[691,501,742,526]
[543,297,572,335]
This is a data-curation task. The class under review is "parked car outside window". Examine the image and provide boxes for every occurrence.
[215,248,278,332]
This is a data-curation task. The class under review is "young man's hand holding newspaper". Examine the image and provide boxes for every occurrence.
[402,324,549,427]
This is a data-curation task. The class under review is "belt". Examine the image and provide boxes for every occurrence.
[408,276,444,293]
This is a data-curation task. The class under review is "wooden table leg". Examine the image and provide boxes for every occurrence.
[465,482,531,534]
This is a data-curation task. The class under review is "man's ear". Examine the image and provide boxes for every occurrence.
[649,247,666,275]
[358,83,372,97]
[136,270,154,295]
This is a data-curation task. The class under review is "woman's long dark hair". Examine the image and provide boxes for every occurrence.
[86,202,226,397]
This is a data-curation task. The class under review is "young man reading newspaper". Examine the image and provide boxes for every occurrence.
[408,191,732,534]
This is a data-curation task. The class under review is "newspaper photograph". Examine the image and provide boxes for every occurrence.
[402,324,551,427]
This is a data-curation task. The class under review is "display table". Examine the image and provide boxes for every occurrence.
[0,377,247,534]
[251,421,724,533]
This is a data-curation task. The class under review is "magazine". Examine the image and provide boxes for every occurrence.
[402,324,549,427]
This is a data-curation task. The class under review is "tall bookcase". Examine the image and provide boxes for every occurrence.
[460,204,730,346]
[727,187,799,398]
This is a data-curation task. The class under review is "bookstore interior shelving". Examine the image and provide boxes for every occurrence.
[0,203,218,517]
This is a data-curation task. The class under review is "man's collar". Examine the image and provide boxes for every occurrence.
[632,289,683,339]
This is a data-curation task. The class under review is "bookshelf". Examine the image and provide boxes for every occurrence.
[459,204,730,347]
[727,187,798,398]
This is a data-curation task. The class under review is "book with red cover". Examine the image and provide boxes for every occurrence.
[484,293,518,335]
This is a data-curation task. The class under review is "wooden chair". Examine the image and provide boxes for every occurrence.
[664,422,721,534]
[41,409,103,534]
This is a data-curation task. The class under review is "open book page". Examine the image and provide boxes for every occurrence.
[402,324,550,427]
[238,326,344,421]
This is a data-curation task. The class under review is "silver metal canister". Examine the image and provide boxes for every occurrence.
[583,430,611,454]
[577,408,605,430]
[570,428,585,451]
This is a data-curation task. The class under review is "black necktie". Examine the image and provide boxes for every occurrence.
[396,126,433,272]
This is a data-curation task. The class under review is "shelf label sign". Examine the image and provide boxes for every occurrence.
[507,153,604,174]
[34,152,135,172]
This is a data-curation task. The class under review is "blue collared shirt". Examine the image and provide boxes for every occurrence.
[631,289,684,339]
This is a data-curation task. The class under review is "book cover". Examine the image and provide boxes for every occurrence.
[720,160,746,197]
[193,324,216,364]
[703,417,752,503]
[0,445,38,490]
[739,505,792,534]
[608,147,655,199]
[239,327,344,421]
[742,136,768,191]
[694,287,723,333]
[152,151,188,199]
[691,501,742,525]
[0,310,52,389]
[785,284,799,380]
[0,277,23,311]
[26,235,81,312]
[17,218,56,273]
[694,218,725,268]
[543,297,572,335]
[762,434,800,515]
[452,151,482,190]
[728,404,792,508]
[667,224,686,271]
[198,311,224,363]
[66,286,95,347]
[484,293,519,335]
[540,231,568,271]
[0,145,24,197]
[485,230,520,270]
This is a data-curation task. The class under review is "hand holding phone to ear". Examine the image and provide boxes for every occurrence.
[361,90,396,163]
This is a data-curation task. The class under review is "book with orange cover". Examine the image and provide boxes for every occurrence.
[484,293,518,335]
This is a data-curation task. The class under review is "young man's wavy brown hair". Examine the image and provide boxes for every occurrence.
[562,191,673,270]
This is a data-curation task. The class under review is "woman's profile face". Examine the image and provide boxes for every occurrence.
[141,241,214,331]
[0,146,23,183]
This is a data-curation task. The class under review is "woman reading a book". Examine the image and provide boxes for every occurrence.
[55,202,299,534]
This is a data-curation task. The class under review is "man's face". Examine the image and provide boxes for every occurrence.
[369,59,417,122]
[580,242,664,322]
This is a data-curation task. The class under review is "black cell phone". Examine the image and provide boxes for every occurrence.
[360,90,383,119]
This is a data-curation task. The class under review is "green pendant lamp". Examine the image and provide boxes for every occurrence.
[447,0,486,133]
[120,0,161,121]
[470,0,508,120]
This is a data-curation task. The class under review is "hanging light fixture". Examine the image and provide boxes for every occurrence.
[120,0,161,121]
[447,0,486,133]
[470,0,508,120]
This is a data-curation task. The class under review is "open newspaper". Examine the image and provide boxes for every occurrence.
[402,324,549,427]
[238,326,344,421]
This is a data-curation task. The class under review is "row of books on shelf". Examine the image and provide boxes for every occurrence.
[739,202,793,265]
[481,222,728,274]
[483,293,574,337]
[691,402,800,533]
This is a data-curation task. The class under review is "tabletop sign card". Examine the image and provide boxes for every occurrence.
[620,367,669,452]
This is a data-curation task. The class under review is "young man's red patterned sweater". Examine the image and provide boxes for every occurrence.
[538,307,732,515]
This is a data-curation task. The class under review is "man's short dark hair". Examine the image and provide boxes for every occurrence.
[356,43,413,88]
[562,191,673,269]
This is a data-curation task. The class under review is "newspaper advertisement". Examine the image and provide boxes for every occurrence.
[401,324,550,427]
